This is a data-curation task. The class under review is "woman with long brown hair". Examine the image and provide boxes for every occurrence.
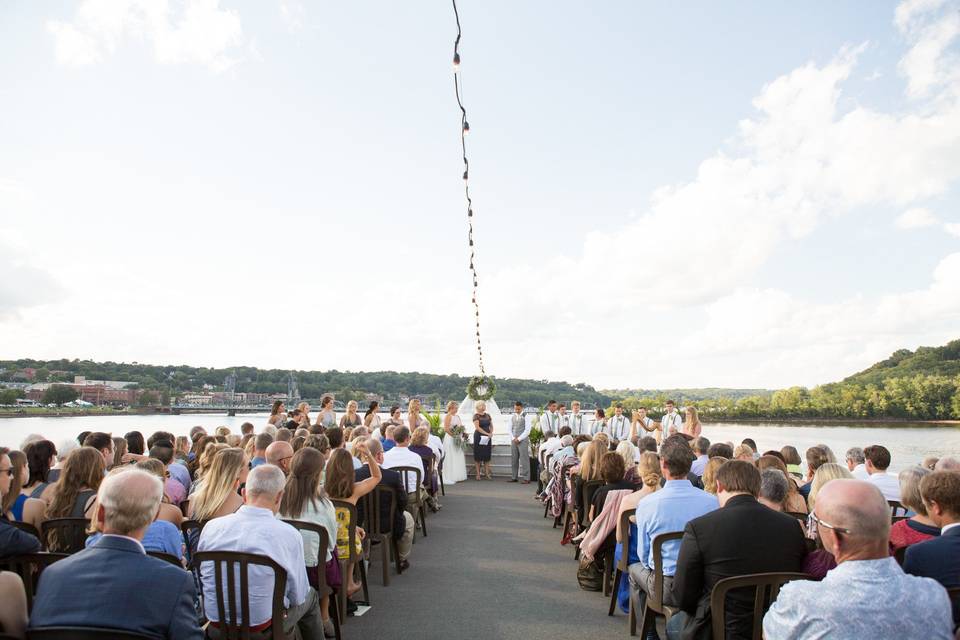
[46,447,104,520]
[267,400,287,428]
[682,406,702,439]
[315,396,337,429]
[188,448,248,522]
[22,439,57,501]
[279,447,337,633]
[3,450,46,530]
[324,447,380,599]
[363,400,381,433]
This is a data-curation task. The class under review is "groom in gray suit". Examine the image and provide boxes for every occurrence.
[509,401,531,483]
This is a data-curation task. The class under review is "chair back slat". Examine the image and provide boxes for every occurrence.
[194,551,287,640]
[617,510,633,572]
[40,518,90,554]
[283,519,332,595]
[10,521,42,543]
[888,500,909,518]
[709,572,810,640]
[146,551,182,567]
[0,552,68,612]
[650,531,684,610]
[180,519,205,567]
[393,466,423,499]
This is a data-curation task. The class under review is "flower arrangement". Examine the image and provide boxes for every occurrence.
[450,421,468,451]
[466,375,496,401]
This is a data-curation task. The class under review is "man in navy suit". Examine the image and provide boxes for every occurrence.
[30,468,202,639]
[355,437,415,570]
[904,470,960,625]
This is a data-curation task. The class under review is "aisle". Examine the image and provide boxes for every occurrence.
[347,478,627,639]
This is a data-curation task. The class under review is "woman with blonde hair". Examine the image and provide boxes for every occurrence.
[442,400,467,485]
[757,455,807,514]
[615,441,639,484]
[188,448,248,522]
[407,398,430,431]
[45,446,104,521]
[340,400,362,429]
[612,452,662,613]
[701,457,728,496]
[807,463,852,511]
[296,401,311,427]
[733,444,755,462]
[111,437,128,469]
[801,462,853,579]
[571,440,607,526]
[682,406,702,438]
[194,442,228,484]
[325,446,380,599]
[472,401,493,480]
[174,436,190,463]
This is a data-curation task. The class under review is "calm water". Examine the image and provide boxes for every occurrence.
[2,414,958,472]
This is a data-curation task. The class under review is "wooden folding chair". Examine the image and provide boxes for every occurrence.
[888,500,909,518]
[630,531,683,637]
[9,521,41,544]
[437,456,445,496]
[358,486,403,586]
[329,499,369,624]
[608,509,633,615]
[709,572,810,640]
[146,551,183,567]
[40,518,89,554]
[393,466,427,539]
[0,552,68,612]
[193,550,287,640]
[282,519,342,640]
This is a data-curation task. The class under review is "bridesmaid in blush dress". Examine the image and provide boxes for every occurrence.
[473,401,494,480]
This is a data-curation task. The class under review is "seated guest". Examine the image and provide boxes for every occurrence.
[935,456,960,471]
[250,433,272,468]
[863,444,900,502]
[903,470,960,625]
[889,466,939,554]
[48,438,78,484]
[3,450,46,530]
[701,457,726,497]
[278,448,338,638]
[266,441,295,476]
[192,441,227,483]
[134,460,183,526]
[763,480,953,639]
[325,448,381,600]
[188,448,248,522]
[637,436,658,454]
[0,570,27,639]
[706,442,733,460]
[81,432,114,470]
[382,425,397,452]
[198,465,322,637]
[613,452,662,614]
[629,436,717,638]
[382,427,426,509]
[757,455,807,514]
[780,445,803,479]
[21,439,57,501]
[355,438,415,570]
[590,452,635,522]
[758,468,789,511]
[125,431,145,456]
[689,438,709,477]
[30,469,201,639]
[0,450,41,555]
[45,446,104,521]
[538,430,560,459]
[409,427,440,511]
[85,465,183,560]
[732,443,754,462]
[668,461,807,639]
[615,441,640,483]
[845,447,868,479]
[740,438,759,459]
[798,446,830,500]
[147,444,186,507]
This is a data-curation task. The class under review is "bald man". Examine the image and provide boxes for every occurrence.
[763,479,953,639]
[265,441,295,476]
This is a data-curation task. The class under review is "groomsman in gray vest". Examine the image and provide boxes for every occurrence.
[509,401,532,483]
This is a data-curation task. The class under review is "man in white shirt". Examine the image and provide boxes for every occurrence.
[568,401,586,436]
[508,401,532,483]
[845,447,869,480]
[660,400,683,440]
[382,426,426,496]
[197,465,322,638]
[609,404,630,443]
[539,431,561,459]
[690,437,710,477]
[541,400,560,435]
[558,403,569,429]
[863,445,901,502]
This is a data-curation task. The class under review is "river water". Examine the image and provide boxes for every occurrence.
[2,414,958,472]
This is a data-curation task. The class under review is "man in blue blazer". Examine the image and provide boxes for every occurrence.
[30,468,202,639]
[903,470,960,626]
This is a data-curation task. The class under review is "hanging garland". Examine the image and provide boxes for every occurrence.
[451,0,488,379]
[467,375,497,401]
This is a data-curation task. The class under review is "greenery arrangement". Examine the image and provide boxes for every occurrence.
[466,375,497,401]
[424,410,444,439]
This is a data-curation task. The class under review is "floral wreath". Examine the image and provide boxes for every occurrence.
[466,375,497,401]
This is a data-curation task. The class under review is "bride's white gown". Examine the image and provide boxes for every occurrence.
[443,415,468,484]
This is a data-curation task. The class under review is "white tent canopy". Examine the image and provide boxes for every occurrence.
[458,396,506,436]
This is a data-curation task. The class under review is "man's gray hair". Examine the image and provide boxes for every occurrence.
[560,435,574,446]
[98,468,163,535]
[57,438,79,461]
[365,437,383,457]
[759,469,788,505]
[693,437,710,455]
[246,464,285,499]
[935,456,960,471]
[845,447,865,465]
[19,434,44,451]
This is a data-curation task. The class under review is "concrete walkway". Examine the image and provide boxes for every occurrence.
[346,478,628,640]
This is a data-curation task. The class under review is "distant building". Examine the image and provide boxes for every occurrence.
[179,393,214,406]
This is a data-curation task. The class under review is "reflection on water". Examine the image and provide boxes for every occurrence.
[1,414,958,472]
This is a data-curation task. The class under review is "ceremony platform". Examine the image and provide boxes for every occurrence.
[348,478,630,640]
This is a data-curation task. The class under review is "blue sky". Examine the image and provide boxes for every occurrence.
[1,0,959,390]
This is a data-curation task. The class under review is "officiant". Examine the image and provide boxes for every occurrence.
[508,401,531,484]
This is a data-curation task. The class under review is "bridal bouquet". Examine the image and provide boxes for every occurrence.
[451,422,468,451]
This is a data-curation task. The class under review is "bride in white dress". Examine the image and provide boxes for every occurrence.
[442,401,468,484]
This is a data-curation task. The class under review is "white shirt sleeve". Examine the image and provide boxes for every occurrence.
[518,415,531,441]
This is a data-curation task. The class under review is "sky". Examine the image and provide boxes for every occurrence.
[1,0,959,391]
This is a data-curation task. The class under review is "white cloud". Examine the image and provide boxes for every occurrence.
[46,0,245,72]
[895,0,960,97]
[278,0,305,33]
[945,222,960,238]
[895,206,939,228]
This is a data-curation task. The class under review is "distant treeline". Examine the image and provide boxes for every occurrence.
[0,358,612,408]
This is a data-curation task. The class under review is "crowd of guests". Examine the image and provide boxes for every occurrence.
[0,397,450,639]
[536,424,960,639]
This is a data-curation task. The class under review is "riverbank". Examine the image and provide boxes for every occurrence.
[0,408,149,418]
